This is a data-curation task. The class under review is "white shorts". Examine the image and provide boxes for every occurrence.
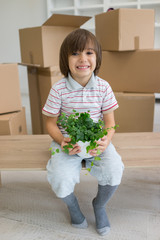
[46,141,124,198]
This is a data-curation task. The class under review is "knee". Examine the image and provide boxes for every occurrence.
[49,173,80,198]
[100,151,124,186]
[46,158,81,198]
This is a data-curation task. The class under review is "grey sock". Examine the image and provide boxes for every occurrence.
[61,192,88,228]
[93,184,118,235]
[72,218,88,229]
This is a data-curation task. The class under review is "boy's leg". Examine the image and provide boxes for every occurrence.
[46,141,87,228]
[61,192,88,229]
[47,141,82,198]
[92,184,118,235]
[86,142,124,235]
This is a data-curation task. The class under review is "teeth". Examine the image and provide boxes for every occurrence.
[77,66,89,69]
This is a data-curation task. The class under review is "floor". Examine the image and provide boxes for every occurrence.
[0,168,160,240]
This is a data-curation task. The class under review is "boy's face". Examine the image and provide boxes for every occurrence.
[68,45,96,86]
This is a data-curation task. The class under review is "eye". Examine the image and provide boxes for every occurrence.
[72,52,79,56]
[86,51,93,55]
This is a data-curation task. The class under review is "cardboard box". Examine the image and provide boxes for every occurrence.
[114,92,155,133]
[98,50,160,93]
[0,107,27,135]
[0,63,22,114]
[27,66,63,134]
[95,8,154,51]
[19,14,91,67]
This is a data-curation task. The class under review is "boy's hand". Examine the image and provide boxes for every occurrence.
[89,135,109,156]
[61,137,81,155]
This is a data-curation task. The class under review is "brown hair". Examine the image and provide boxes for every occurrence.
[59,28,102,77]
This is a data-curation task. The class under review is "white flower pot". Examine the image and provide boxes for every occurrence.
[77,141,92,158]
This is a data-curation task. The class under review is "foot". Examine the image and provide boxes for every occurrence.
[61,193,87,228]
[92,198,110,236]
[97,226,110,236]
[72,218,88,229]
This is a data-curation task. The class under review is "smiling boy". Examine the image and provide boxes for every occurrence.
[42,29,124,236]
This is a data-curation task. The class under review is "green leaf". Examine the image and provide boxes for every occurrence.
[67,143,73,149]
[114,124,119,129]
[87,168,91,172]
[94,156,101,161]
[63,147,69,154]
[86,145,90,153]
[97,149,101,155]
[56,149,60,153]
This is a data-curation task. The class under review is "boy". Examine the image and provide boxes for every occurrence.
[42,29,124,236]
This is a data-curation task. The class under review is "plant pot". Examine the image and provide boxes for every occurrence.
[77,141,92,158]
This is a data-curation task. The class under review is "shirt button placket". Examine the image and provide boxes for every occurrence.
[83,88,86,102]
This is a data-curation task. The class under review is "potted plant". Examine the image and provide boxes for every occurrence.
[50,110,118,172]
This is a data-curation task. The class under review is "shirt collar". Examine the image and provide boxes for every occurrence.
[66,73,97,90]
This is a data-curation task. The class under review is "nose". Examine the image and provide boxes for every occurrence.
[79,52,86,62]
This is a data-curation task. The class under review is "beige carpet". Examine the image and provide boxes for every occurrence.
[0,167,160,240]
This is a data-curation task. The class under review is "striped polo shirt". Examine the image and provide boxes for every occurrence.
[42,73,118,134]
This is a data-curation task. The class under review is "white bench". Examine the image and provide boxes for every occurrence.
[0,132,160,186]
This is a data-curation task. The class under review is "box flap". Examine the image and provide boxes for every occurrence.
[43,14,91,27]
[18,62,41,68]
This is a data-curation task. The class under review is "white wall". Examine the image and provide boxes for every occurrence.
[0,0,47,93]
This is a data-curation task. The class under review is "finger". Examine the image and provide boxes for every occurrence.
[101,136,106,140]
[64,137,71,143]
[89,150,99,156]
[70,145,80,153]
[90,148,103,156]
[73,143,80,147]
[93,146,104,152]
[69,148,81,155]
[97,145,105,150]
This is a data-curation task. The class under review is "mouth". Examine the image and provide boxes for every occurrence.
[76,65,90,69]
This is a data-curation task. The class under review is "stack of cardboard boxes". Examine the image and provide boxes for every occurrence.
[0,63,27,135]
[19,14,91,134]
[19,10,160,134]
[26,65,64,134]
[96,8,160,132]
